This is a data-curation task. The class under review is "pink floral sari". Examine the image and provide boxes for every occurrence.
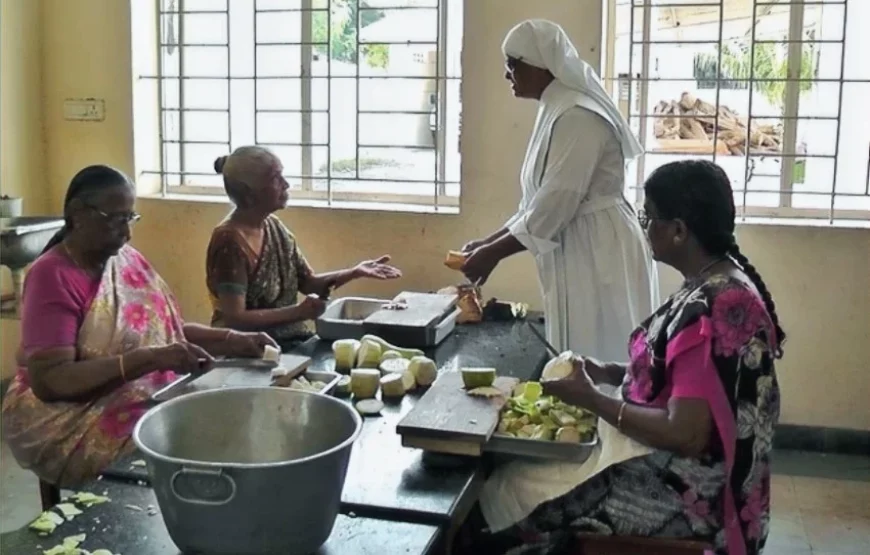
[2,246,181,487]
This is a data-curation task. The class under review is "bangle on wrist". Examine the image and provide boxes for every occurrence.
[617,401,628,431]
[118,355,127,382]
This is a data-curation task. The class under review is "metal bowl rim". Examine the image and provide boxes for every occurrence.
[132,386,363,469]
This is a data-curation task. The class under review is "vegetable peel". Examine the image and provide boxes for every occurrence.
[466,386,503,398]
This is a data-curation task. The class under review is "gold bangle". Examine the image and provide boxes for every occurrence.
[617,401,627,431]
[119,355,127,382]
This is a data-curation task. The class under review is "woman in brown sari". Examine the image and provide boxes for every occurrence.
[206,146,402,343]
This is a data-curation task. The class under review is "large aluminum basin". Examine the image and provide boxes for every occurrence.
[133,387,362,555]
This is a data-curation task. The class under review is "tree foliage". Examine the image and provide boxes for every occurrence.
[312,0,389,69]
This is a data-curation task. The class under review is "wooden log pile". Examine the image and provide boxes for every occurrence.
[652,92,782,155]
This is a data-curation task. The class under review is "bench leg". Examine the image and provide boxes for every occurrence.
[39,480,60,511]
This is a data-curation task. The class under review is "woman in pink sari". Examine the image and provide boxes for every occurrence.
[2,165,276,487]
[462,160,784,555]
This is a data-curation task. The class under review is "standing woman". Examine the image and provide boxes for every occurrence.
[461,20,658,362]
[206,146,402,344]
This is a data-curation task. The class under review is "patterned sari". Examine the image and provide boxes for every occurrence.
[473,274,779,555]
[206,215,314,342]
[1,246,182,487]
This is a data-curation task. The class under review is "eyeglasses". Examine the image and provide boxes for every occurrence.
[505,56,522,74]
[637,209,651,228]
[88,206,142,228]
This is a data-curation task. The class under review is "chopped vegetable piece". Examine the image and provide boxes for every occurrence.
[56,503,82,520]
[555,427,581,443]
[379,350,402,364]
[380,373,406,398]
[467,386,503,398]
[514,382,542,402]
[29,510,64,534]
[334,375,352,396]
[379,357,411,375]
[43,533,87,555]
[355,339,382,369]
[332,339,361,373]
[69,492,110,508]
[355,399,384,416]
[408,356,437,387]
[262,344,281,363]
[130,459,146,468]
[461,368,496,389]
[350,369,380,399]
[541,351,575,382]
[359,335,424,360]
[400,368,417,391]
[444,250,467,271]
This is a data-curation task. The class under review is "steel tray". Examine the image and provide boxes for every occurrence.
[316,297,390,341]
[484,432,599,463]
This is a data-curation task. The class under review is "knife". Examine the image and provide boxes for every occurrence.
[525,320,560,358]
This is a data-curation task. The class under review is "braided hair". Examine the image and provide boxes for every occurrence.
[644,159,786,358]
[41,165,134,255]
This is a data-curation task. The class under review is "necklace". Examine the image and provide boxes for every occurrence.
[682,256,728,288]
[698,256,728,276]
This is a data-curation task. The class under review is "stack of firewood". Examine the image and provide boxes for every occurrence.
[652,93,782,155]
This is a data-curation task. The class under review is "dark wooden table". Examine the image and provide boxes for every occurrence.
[1,481,442,555]
[101,321,547,549]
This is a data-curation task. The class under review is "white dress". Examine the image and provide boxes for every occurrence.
[505,81,659,363]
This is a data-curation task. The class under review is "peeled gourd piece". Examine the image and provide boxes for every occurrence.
[351,369,380,399]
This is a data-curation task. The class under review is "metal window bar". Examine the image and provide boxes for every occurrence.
[613,0,862,222]
[777,0,806,208]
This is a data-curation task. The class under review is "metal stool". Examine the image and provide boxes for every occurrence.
[38,479,60,511]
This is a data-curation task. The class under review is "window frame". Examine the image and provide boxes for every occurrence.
[147,0,461,212]
[601,0,870,224]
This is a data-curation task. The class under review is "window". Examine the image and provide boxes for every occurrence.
[603,0,870,222]
[143,0,463,211]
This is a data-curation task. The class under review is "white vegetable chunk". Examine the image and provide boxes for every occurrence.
[541,351,575,382]
[332,339,361,373]
[380,373,405,398]
[350,369,380,399]
[355,399,384,416]
[262,345,281,363]
[408,356,437,387]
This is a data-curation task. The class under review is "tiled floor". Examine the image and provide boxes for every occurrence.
[1,443,868,552]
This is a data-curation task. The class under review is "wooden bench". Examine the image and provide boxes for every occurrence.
[572,534,711,555]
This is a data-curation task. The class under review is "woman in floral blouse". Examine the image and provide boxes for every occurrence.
[464,159,784,555]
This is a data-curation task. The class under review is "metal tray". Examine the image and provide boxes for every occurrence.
[316,297,390,341]
[484,432,599,462]
[151,366,340,403]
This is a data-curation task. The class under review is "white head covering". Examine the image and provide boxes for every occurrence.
[502,19,644,161]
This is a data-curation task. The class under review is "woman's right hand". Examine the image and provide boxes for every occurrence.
[296,294,327,320]
[461,239,487,253]
[148,342,215,375]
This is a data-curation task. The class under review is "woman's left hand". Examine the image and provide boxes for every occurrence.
[541,356,599,409]
[227,331,279,358]
[354,255,402,280]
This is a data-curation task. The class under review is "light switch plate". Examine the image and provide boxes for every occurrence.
[63,98,105,121]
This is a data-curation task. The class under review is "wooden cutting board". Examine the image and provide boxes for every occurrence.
[151,354,311,403]
[364,291,458,329]
[396,370,519,456]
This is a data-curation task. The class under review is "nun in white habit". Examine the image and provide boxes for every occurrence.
[460,19,659,364]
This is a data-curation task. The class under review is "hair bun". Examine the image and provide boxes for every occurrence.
[213,155,229,174]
